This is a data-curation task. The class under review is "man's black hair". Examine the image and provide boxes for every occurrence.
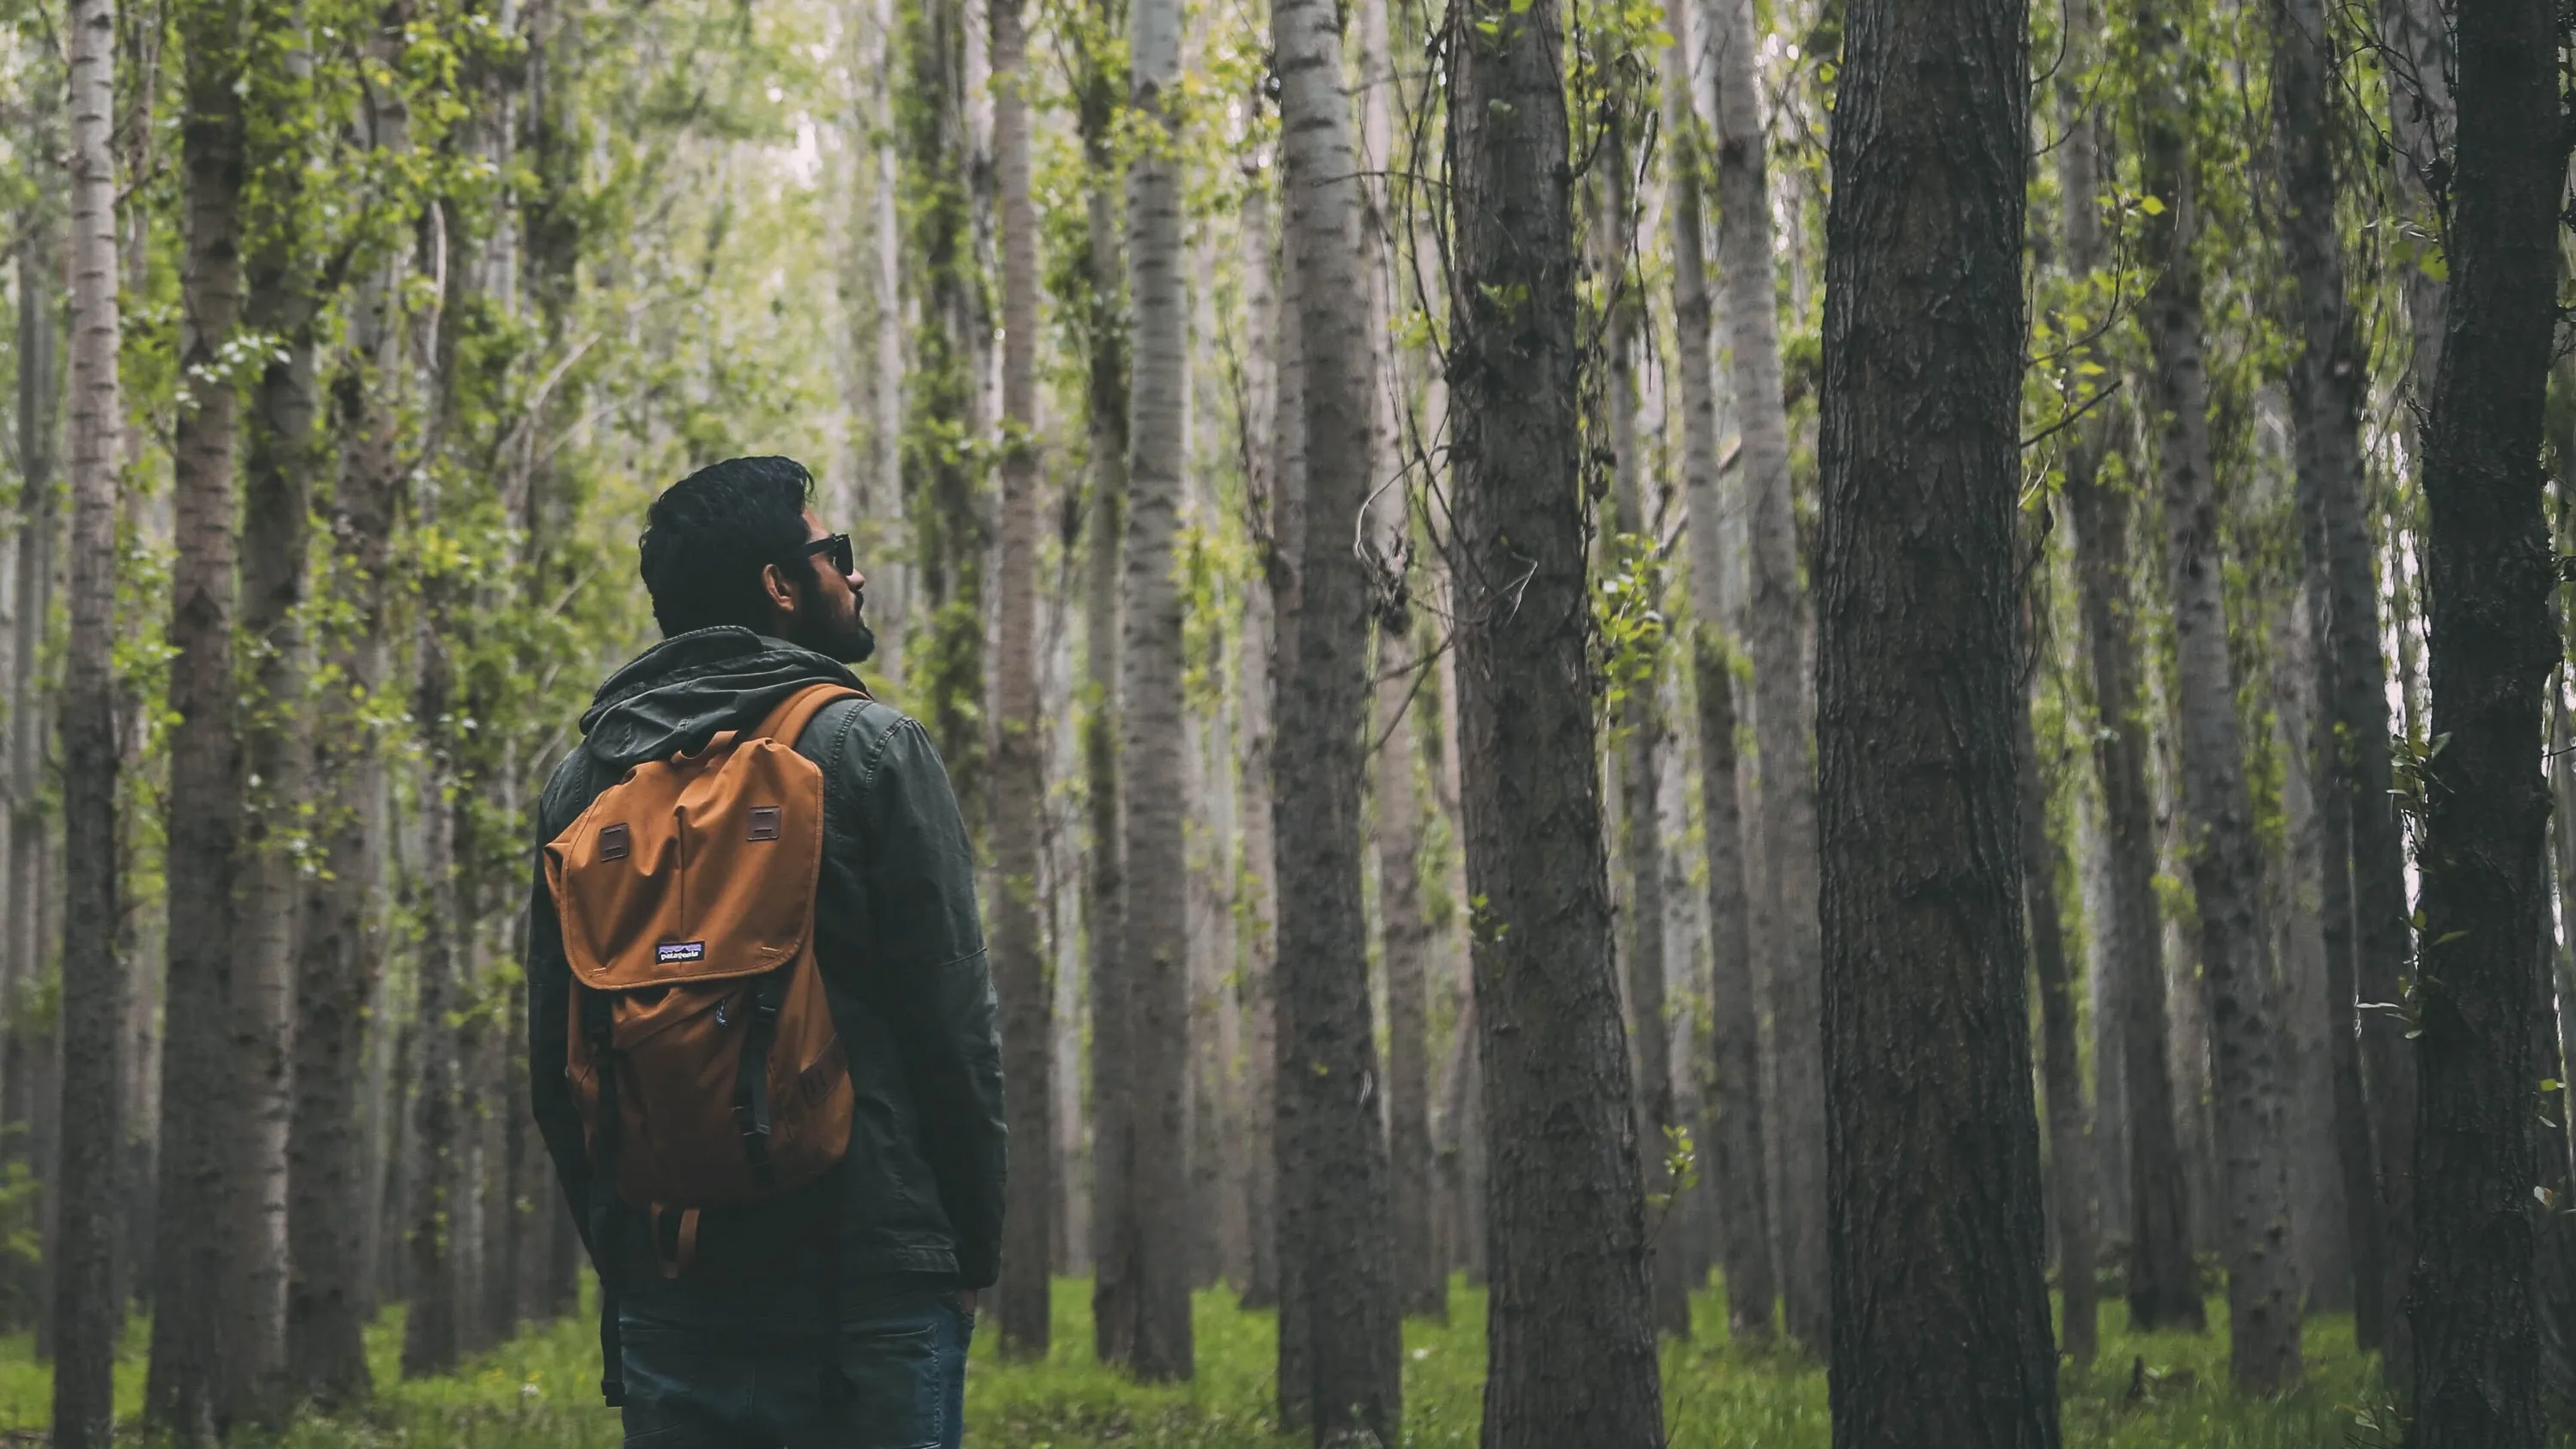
[639,456,817,637]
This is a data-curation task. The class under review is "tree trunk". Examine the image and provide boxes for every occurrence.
[2267,0,2393,1353]
[1268,219,1311,1403]
[1708,0,1826,1347]
[2371,0,2446,1381]
[1235,171,1283,1315]
[2269,598,2353,1313]
[2134,6,2303,1385]
[897,0,987,817]
[285,197,408,1404]
[232,201,321,1426]
[1376,638,1443,1322]
[6,158,58,1344]
[1601,154,1684,1337]
[1105,0,1192,1378]
[2055,110,2202,1337]
[2405,2,2559,1441]
[1354,0,1437,1331]
[149,9,251,1429]
[2019,688,2097,1367]
[401,635,465,1379]
[1273,0,1401,1424]
[988,0,1054,1359]
[50,0,124,1434]
[1078,0,1133,1355]
[1669,3,1773,1341]
[1814,0,2060,1440]
[1446,0,1664,1434]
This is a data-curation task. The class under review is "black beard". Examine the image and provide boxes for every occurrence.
[793,612,876,664]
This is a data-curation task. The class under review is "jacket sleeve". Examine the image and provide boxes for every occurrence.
[854,717,1009,1288]
[525,795,598,1265]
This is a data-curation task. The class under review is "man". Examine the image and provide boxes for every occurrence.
[526,455,1005,1449]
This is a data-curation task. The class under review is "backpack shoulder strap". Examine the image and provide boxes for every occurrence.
[747,681,867,753]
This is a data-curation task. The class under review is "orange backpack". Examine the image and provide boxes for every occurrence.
[544,682,863,1276]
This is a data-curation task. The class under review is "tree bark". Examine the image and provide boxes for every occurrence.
[899,0,988,817]
[50,0,124,1434]
[2405,1,2560,1441]
[284,77,409,1398]
[149,5,252,1429]
[400,634,465,1379]
[5,154,58,1346]
[1446,0,1664,1435]
[2135,3,2304,1386]
[1076,0,1133,1355]
[2267,0,2394,1353]
[1105,0,1193,1377]
[1814,0,2060,1440]
[232,184,321,1426]
[1601,143,1684,1337]
[1669,3,1773,1341]
[1707,0,1826,1348]
[1273,0,1402,1425]
[2055,81,2201,1326]
[988,0,1054,1359]
[1268,219,1311,1401]
[1236,170,1282,1314]
[1376,634,1443,1321]
[2269,598,2353,1313]
[2370,0,2446,1381]
[2019,687,2097,1367]
[1353,0,1439,1330]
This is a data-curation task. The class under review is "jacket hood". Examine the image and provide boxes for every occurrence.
[578,627,866,769]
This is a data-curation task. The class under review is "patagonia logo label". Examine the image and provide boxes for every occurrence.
[748,805,782,841]
[656,941,707,965]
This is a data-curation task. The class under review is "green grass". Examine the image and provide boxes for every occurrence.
[0,1277,2393,1446]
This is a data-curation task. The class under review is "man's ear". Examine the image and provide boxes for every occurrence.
[760,561,799,617]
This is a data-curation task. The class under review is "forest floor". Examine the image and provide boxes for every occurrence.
[0,1277,2391,1446]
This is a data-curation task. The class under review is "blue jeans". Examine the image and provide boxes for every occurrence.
[617,1288,974,1447]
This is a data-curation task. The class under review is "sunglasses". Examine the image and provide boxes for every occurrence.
[794,533,856,579]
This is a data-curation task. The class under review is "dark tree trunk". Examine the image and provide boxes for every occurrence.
[1598,125,1686,1342]
[1693,635,1776,1340]
[285,237,406,1406]
[1671,0,1775,1344]
[233,222,320,1425]
[2018,689,2097,1366]
[1707,0,1826,1346]
[1814,0,2059,1441]
[148,12,250,1432]
[1376,629,1444,1323]
[2372,0,2449,1379]
[2135,0,2303,1385]
[2050,0,2198,1335]
[1273,0,1402,1421]
[9,143,59,1346]
[1267,225,1311,1408]
[1446,0,1664,1435]
[989,0,1055,1360]
[2405,1,2561,1442]
[50,0,124,1433]
[1077,0,1134,1360]
[2063,452,2202,1334]
[2268,0,2394,1354]
[401,635,465,1379]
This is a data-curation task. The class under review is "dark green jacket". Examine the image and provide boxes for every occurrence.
[525,628,1007,1315]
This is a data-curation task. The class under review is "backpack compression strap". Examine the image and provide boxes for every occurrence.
[728,681,860,1188]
